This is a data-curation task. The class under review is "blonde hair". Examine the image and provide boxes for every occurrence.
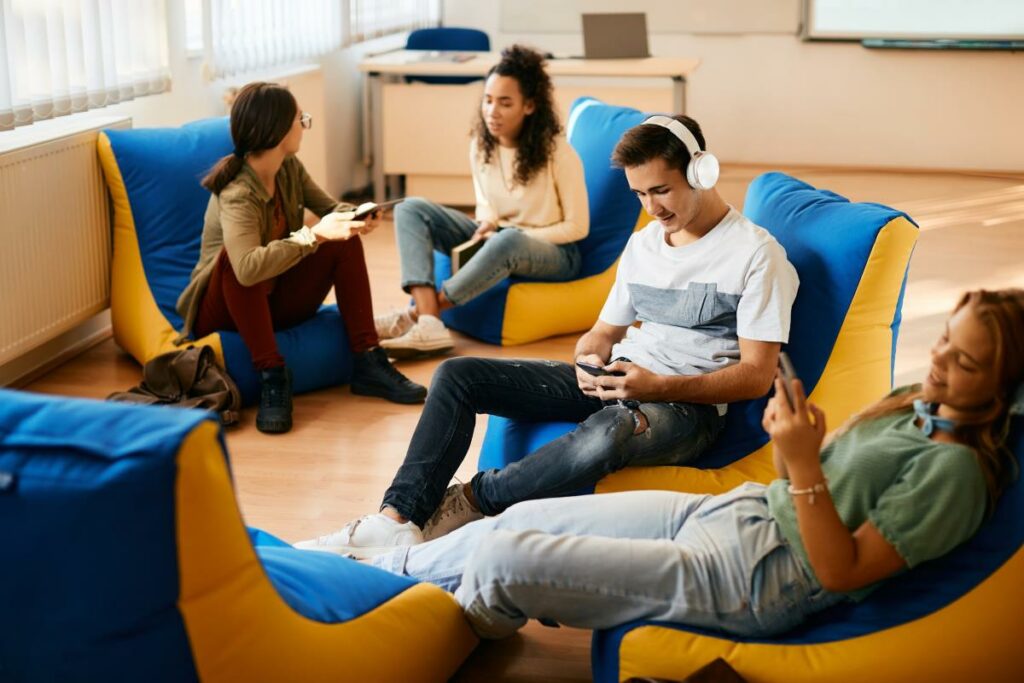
[835,289,1024,507]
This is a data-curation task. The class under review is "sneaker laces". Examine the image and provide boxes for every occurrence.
[372,348,414,384]
[313,518,360,546]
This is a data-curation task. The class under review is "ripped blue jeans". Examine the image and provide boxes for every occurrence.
[380,357,724,527]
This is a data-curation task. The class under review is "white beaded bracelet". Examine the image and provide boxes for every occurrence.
[788,478,829,505]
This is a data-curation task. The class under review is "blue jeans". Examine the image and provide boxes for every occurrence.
[380,357,724,527]
[393,197,582,305]
[374,483,845,639]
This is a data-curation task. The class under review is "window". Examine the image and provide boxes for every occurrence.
[0,0,171,131]
[199,0,344,79]
[347,0,441,44]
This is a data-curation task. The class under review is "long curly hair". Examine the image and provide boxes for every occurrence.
[836,288,1024,508]
[472,44,561,186]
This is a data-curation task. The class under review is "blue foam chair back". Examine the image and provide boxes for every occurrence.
[405,27,490,85]
[105,119,232,328]
[0,389,207,681]
[695,173,915,468]
[567,97,649,277]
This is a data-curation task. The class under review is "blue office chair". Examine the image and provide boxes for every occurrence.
[406,27,490,85]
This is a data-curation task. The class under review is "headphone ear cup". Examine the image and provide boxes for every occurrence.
[689,152,720,190]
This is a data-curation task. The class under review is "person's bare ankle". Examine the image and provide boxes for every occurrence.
[380,505,409,524]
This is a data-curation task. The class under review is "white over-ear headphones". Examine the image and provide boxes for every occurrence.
[641,115,720,191]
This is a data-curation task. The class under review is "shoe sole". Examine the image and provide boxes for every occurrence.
[294,542,417,560]
[381,343,454,361]
[351,384,427,404]
[256,419,292,434]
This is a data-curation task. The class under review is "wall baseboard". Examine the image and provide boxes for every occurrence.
[1,310,113,389]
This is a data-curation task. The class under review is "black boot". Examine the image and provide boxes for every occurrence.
[257,366,292,434]
[351,347,427,404]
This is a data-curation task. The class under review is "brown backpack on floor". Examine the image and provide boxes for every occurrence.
[108,345,242,426]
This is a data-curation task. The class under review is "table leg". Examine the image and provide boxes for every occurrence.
[369,72,386,203]
[673,76,686,115]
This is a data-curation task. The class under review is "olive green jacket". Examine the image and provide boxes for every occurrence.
[175,156,353,341]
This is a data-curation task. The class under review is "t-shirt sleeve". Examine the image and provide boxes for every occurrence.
[598,234,638,326]
[868,446,988,568]
[736,240,799,342]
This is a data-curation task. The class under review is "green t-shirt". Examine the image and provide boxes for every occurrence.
[766,404,987,601]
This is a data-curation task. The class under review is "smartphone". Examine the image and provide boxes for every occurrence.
[576,361,625,377]
[777,351,798,409]
[352,198,404,220]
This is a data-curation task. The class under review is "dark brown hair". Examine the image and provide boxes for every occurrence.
[472,44,561,186]
[201,82,297,195]
[611,114,706,175]
[837,289,1024,507]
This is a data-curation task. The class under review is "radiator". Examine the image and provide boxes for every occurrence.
[0,117,130,366]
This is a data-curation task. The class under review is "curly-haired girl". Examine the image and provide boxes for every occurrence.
[376,44,590,356]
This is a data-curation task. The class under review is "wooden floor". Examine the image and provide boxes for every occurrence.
[23,165,1024,682]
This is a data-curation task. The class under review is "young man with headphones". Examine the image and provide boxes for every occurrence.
[298,115,800,558]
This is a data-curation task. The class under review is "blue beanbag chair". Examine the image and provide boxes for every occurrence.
[0,388,476,681]
[97,118,353,405]
[591,420,1024,682]
[478,172,920,493]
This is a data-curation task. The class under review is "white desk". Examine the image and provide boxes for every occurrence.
[357,51,700,203]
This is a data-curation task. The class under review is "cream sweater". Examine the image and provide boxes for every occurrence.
[470,135,589,245]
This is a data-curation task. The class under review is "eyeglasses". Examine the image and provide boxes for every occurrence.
[299,111,313,130]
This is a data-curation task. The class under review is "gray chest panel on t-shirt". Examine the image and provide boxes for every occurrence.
[628,282,740,339]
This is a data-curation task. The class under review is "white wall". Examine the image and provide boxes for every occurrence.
[444,0,1024,172]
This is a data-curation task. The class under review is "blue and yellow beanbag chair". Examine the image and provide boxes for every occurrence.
[437,98,650,345]
[592,422,1024,682]
[479,172,919,491]
[0,389,476,682]
[97,118,353,405]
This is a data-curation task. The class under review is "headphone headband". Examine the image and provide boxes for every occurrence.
[642,115,702,158]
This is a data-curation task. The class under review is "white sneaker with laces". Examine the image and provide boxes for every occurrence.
[294,513,424,559]
[374,307,415,340]
[379,314,454,359]
[422,483,484,541]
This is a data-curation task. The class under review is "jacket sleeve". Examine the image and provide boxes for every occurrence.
[520,139,590,245]
[219,187,316,287]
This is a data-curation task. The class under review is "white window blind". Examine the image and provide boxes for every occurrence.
[0,0,171,132]
[348,0,440,44]
[202,0,343,79]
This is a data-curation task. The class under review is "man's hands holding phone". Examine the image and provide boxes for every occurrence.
[575,356,664,401]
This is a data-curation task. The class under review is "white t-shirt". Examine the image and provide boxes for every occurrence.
[600,208,799,384]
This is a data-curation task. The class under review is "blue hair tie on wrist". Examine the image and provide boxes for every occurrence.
[913,399,957,436]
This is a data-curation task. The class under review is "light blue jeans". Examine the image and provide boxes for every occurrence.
[393,197,582,305]
[373,483,844,639]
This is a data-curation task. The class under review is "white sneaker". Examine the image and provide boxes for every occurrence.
[374,307,415,340]
[379,314,454,359]
[422,483,484,541]
[294,513,424,559]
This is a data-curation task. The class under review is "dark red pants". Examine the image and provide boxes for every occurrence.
[194,238,379,369]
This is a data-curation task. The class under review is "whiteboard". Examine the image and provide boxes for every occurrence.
[500,0,800,36]
[806,0,1024,40]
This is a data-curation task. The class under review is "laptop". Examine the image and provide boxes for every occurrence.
[582,13,650,59]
